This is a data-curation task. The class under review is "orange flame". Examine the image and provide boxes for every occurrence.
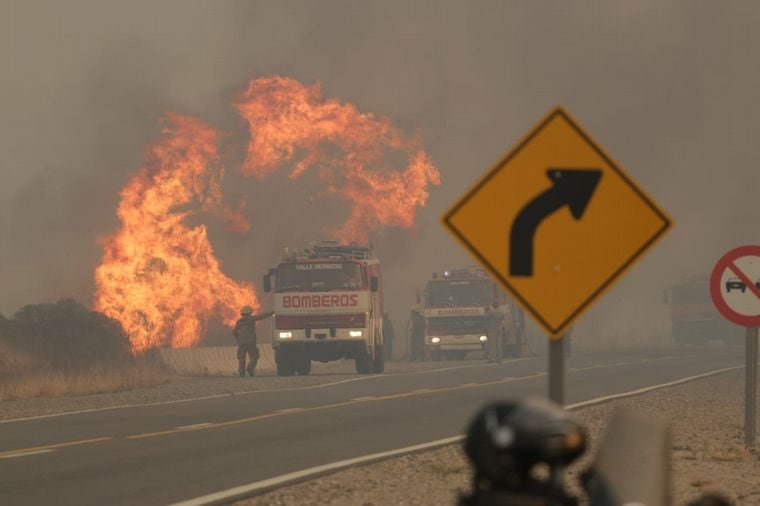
[235,76,441,242]
[94,113,256,353]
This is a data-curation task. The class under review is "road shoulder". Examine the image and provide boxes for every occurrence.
[236,369,759,505]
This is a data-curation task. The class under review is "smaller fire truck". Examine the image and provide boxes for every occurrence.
[664,275,743,345]
[409,267,525,361]
[263,241,384,376]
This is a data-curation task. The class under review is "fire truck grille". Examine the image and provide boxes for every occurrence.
[276,313,366,330]
[428,315,487,335]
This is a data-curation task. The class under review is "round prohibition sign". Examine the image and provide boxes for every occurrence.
[710,245,760,327]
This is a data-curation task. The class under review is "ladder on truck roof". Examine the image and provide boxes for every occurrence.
[310,241,372,260]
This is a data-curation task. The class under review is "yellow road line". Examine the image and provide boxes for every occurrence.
[0,436,112,458]
[0,448,55,459]
[5,356,674,452]
[123,376,542,441]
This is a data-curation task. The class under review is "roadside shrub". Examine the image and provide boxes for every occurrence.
[0,312,11,335]
[8,298,130,370]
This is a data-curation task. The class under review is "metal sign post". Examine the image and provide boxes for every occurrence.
[549,336,565,405]
[746,326,758,449]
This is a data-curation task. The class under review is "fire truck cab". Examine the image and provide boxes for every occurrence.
[263,241,385,376]
[411,267,524,361]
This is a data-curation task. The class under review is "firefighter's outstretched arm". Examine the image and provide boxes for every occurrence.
[252,311,274,321]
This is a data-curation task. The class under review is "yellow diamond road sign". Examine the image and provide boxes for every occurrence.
[443,108,671,338]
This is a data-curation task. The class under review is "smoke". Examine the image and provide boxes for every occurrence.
[2,1,759,347]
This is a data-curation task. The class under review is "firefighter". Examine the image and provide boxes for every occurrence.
[383,313,395,361]
[233,306,273,377]
[486,301,503,363]
[409,310,426,361]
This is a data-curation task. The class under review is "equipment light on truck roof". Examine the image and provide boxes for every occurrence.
[278,331,293,339]
[349,330,363,337]
[479,335,488,342]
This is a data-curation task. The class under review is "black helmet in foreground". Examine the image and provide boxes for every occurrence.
[461,397,586,506]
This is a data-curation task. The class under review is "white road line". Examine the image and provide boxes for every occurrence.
[413,357,537,375]
[351,396,377,401]
[176,423,213,430]
[168,436,464,506]
[0,449,55,459]
[566,366,743,410]
[0,354,693,425]
[0,360,534,424]
[170,364,743,506]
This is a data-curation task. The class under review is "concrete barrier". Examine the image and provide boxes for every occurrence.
[158,344,276,376]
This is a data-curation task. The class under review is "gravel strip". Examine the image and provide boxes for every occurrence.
[0,360,493,421]
[238,370,760,505]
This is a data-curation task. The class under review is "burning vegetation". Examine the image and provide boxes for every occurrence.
[236,76,440,242]
[94,114,257,353]
[94,77,439,353]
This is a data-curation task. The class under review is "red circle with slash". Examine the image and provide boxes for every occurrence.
[710,245,760,327]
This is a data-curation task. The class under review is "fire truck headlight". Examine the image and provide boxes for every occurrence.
[279,331,293,339]
[431,337,441,344]
[479,335,488,342]
[349,330,363,338]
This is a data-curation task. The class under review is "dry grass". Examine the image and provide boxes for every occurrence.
[0,341,173,401]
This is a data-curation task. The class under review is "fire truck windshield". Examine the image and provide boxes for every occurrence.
[276,262,364,292]
[426,280,491,307]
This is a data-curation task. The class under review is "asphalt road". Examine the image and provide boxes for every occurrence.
[0,348,744,505]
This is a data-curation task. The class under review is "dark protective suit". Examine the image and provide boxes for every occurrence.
[383,314,395,361]
[233,311,273,377]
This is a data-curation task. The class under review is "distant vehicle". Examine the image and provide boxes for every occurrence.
[262,241,384,376]
[410,266,526,361]
[664,275,743,345]
[725,278,746,293]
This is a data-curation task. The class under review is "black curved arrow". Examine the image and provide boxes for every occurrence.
[509,168,602,277]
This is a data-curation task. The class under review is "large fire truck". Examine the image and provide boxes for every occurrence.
[262,241,385,376]
[409,267,526,361]
[664,275,743,345]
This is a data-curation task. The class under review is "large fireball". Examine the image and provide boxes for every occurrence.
[236,77,440,242]
[95,77,439,352]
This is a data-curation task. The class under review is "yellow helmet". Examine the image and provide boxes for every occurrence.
[240,305,253,315]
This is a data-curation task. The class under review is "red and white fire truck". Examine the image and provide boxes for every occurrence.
[263,241,385,376]
[409,267,525,361]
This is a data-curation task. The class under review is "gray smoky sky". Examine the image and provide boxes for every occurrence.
[1,1,759,345]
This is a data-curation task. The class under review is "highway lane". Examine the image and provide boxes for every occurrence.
[0,348,743,505]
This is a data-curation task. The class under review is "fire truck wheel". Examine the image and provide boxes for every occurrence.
[355,351,371,374]
[275,349,295,376]
[430,349,442,361]
[296,356,312,376]
[372,346,385,373]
